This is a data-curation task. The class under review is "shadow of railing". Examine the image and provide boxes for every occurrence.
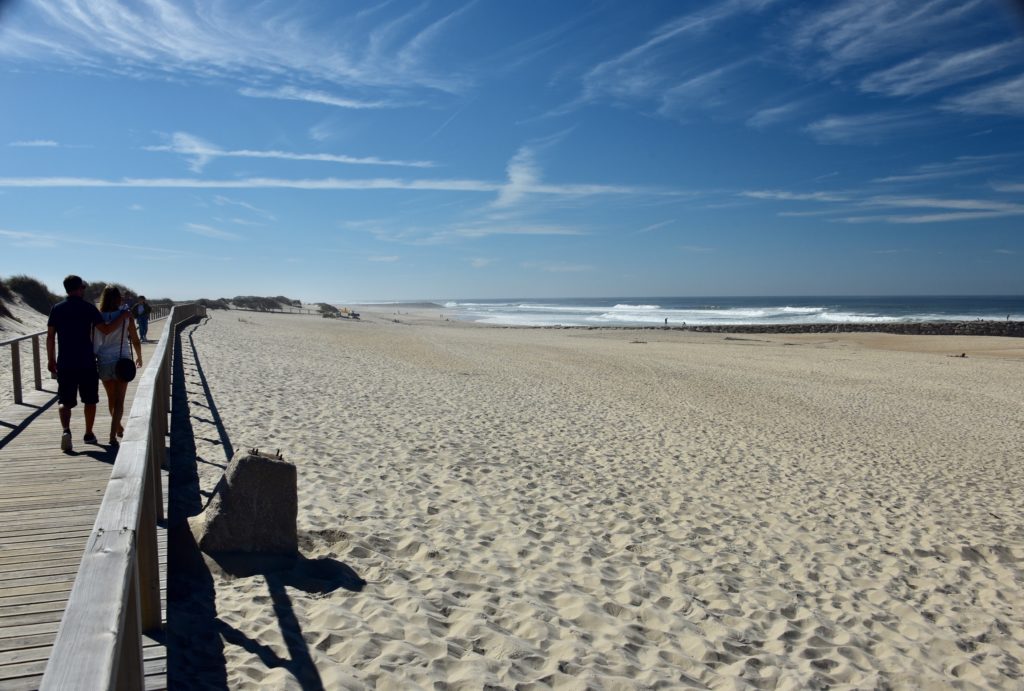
[167,315,363,689]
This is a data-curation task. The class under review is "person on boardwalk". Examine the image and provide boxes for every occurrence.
[134,295,152,342]
[94,285,143,447]
[46,275,129,452]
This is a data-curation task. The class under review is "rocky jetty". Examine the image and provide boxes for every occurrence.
[533,321,1024,337]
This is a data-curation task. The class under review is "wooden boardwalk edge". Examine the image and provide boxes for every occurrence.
[0,316,179,691]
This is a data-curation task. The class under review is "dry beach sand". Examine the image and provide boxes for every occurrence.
[168,308,1024,689]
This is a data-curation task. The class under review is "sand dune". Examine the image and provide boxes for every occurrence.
[169,309,1024,689]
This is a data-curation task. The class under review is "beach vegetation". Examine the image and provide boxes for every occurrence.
[0,279,13,320]
[231,295,300,311]
[2,275,61,315]
[198,298,231,310]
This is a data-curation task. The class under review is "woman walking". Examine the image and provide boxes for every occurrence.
[94,286,143,446]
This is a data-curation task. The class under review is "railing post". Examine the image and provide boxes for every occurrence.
[138,457,162,631]
[11,341,22,405]
[32,335,42,390]
[150,424,165,524]
[115,562,145,690]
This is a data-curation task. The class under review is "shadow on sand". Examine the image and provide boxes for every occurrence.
[167,318,365,690]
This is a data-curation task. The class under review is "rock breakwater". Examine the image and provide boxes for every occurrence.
[534,321,1024,337]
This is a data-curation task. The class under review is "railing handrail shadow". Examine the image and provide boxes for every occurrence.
[40,304,207,690]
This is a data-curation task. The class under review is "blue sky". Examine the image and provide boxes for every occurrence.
[1,0,1023,302]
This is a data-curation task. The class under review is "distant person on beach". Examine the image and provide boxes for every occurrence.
[134,295,152,342]
[94,285,143,447]
[46,275,130,452]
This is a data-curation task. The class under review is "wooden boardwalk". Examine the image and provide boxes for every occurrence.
[0,322,169,690]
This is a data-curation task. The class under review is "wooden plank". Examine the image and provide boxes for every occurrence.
[0,632,56,654]
[0,608,64,629]
[0,590,72,609]
[0,599,68,621]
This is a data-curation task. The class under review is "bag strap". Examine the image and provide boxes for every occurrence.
[119,317,126,359]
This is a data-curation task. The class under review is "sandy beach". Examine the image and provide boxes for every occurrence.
[168,308,1024,689]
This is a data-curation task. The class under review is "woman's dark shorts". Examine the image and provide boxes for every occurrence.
[57,366,100,408]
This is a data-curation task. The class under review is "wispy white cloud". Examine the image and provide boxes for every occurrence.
[0,228,57,248]
[447,224,585,240]
[522,261,594,273]
[238,86,397,110]
[0,171,677,208]
[9,139,59,147]
[129,204,144,211]
[0,175,502,192]
[860,40,1022,97]
[747,185,1024,224]
[804,110,928,144]
[865,195,1024,212]
[838,195,1024,223]
[147,131,436,172]
[872,154,1014,183]
[634,219,675,234]
[995,249,1016,254]
[840,210,1024,223]
[308,121,334,142]
[214,217,265,227]
[742,190,850,202]
[792,0,990,74]
[992,181,1024,193]
[658,60,751,119]
[941,73,1024,116]
[185,223,241,240]
[0,1,470,94]
[493,147,541,208]
[469,257,492,268]
[368,255,400,262]
[746,101,805,129]
[576,0,781,109]
[1,227,187,255]
[213,195,276,220]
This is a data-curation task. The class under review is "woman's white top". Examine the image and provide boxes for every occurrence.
[93,310,129,365]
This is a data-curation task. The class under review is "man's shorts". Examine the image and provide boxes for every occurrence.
[57,366,100,408]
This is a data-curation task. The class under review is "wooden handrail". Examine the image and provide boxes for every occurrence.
[40,304,206,690]
[2,313,171,406]
[2,330,46,405]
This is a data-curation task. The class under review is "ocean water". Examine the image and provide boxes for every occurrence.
[436,296,1024,327]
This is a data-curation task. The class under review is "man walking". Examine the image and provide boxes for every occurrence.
[46,275,129,452]
[134,295,152,342]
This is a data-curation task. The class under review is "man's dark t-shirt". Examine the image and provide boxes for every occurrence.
[48,296,103,369]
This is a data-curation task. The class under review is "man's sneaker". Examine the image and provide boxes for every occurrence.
[60,430,73,452]
[83,432,98,444]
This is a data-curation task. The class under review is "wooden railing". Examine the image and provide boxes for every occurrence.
[1,330,46,405]
[40,303,206,690]
[2,310,171,407]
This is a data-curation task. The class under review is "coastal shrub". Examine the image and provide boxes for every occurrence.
[5,275,61,315]
[317,302,340,316]
[0,279,13,320]
[84,280,133,305]
[232,296,286,311]
[198,298,231,310]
